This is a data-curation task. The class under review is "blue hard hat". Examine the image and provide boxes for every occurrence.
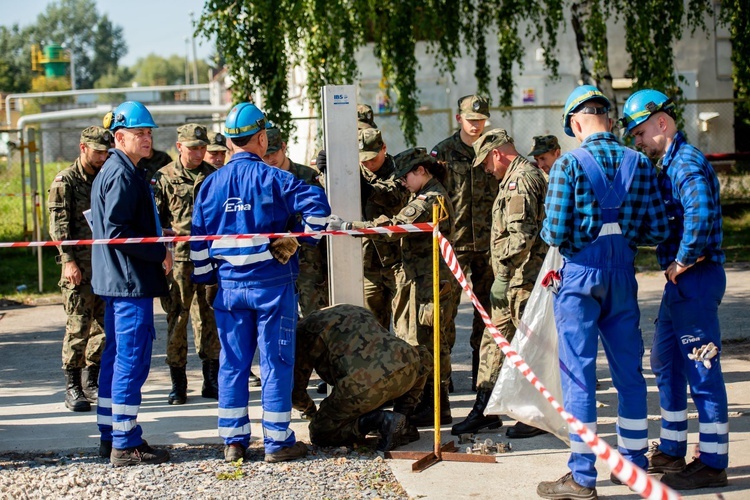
[103,101,158,131]
[224,103,267,138]
[562,85,611,137]
[619,89,674,134]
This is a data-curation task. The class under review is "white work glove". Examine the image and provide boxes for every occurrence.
[327,214,350,231]
[687,342,719,369]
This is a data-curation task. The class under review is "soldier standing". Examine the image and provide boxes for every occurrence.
[450,129,548,439]
[204,131,229,168]
[138,145,173,183]
[430,95,498,390]
[328,148,456,427]
[48,126,110,412]
[528,135,562,175]
[293,304,432,451]
[153,123,221,405]
[356,128,408,330]
[263,126,329,318]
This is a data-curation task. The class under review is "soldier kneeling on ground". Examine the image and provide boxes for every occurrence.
[292,304,432,452]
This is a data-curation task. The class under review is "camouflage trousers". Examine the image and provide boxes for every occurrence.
[308,346,431,447]
[399,274,452,384]
[363,263,399,331]
[60,282,105,369]
[445,250,494,352]
[476,279,533,390]
[297,269,330,318]
[161,261,221,367]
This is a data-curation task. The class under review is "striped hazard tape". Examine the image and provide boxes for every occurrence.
[437,232,681,500]
[0,223,434,248]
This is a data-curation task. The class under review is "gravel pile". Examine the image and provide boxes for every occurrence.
[0,442,408,499]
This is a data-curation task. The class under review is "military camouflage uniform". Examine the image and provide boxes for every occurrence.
[153,157,220,367]
[289,160,331,317]
[351,177,455,385]
[431,132,498,353]
[139,149,173,184]
[360,154,408,330]
[292,304,431,447]
[48,159,106,369]
[477,155,548,390]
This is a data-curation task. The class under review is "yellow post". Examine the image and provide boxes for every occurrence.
[432,201,441,457]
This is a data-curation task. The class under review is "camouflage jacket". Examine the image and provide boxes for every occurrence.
[292,304,421,413]
[48,158,99,279]
[431,131,498,252]
[491,155,548,286]
[352,177,455,281]
[153,159,217,261]
[288,160,328,279]
[139,149,173,184]
[360,154,408,268]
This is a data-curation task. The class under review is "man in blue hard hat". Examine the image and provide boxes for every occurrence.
[621,89,729,491]
[91,101,172,466]
[190,102,331,464]
[536,86,669,499]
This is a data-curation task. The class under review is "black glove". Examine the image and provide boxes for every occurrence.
[315,149,327,173]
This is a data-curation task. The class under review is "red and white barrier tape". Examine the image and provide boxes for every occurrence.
[0,223,433,249]
[437,233,681,500]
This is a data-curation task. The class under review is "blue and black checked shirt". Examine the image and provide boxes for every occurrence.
[655,132,724,269]
[542,132,668,259]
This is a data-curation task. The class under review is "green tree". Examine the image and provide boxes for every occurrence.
[18,0,127,90]
[130,54,210,86]
[0,25,33,94]
[198,0,748,146]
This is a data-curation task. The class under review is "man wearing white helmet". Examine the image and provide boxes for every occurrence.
[91,101,173,466]
[190,102,331,464]
[537,86,669,499]
[621,89,729,490]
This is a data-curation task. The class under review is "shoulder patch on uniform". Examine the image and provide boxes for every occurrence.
[404,206,417,217]
[417,194,427,200]
[150,178,157,185]
[508,182,517,190]
[54,175,63,182]
[430,150,438,157]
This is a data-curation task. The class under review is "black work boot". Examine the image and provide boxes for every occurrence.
[248,369,261,388]
[471,349,480,392]
[358,410,407,451]
[64,368,91,412]
[201,359,219,399]
[81,365,99,404]
[411,384,453,427]
[450,388,502,435]
[168,366,188,405]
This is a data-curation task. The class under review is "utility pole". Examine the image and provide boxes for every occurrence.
[189,11,199,97]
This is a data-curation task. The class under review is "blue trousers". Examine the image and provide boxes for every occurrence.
[651,261,728,469]
[97,297,155,450]
[554,235,648,488]
[214,282,298,453]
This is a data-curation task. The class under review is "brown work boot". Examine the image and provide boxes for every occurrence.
[264,441,308,463]
[661,458,728,490]
[224,443,246,462]
[647,442,687,473]
[537,472,598,500]
[110,440,170,467]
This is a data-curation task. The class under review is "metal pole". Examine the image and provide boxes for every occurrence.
[189,11,200,95]
[432,202,441,458]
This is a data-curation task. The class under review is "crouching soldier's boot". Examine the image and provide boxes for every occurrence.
[168,366,188,405]
[450,388,502,435]
[81,364,99,404]
[393,401,420,444]
[411,383,453,427]
[357,410,406,452]
[201,359,219,399]
[64,368,91,412]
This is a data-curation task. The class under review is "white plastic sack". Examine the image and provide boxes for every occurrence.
[485,247,569,443]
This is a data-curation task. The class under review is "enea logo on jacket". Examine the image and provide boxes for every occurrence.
[224,197,252,212]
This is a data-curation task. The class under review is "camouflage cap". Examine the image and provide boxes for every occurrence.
[393,147,436,179]
[472,128,513,168]
[358,128,384,162]
[206,131,228,152]
[458,95,490,120]
[528,135,560,157]
[266,127,284,154]
[176,123,209,147]
[80,126,112,151]
[357,104,377,129]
